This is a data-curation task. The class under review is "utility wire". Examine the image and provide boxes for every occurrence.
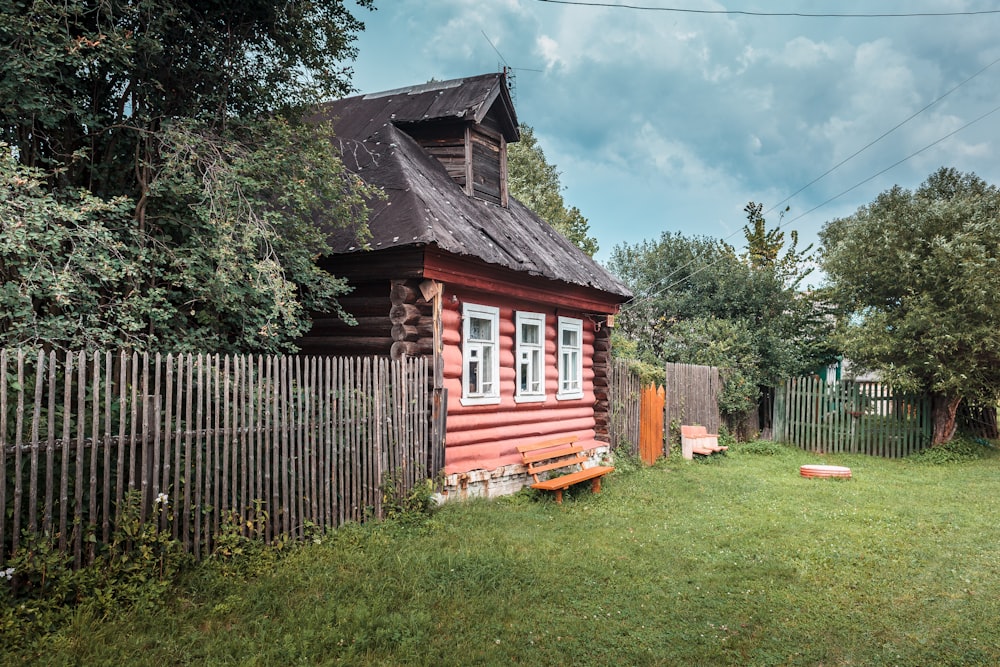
[535,0,1000,18]
[765,53,1000,217]
[618,55,1000,310]
[620,101,1000,312]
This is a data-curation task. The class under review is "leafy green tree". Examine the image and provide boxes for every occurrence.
[820,167,1000,444]
[0,1,376,352]
[609,209,830,433]
[742,201,812,285]
[507,124,598,256]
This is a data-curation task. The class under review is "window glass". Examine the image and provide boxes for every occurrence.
[515,312,546,402]
[557,317,583,400]
[461,304,500,405]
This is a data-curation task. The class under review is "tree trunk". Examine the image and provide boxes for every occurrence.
[930,393,962,445]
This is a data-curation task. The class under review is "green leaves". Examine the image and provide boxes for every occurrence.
[609,225,829,422]
[821,167,1000,406]
[507,124,599,256]
[0,2,377,353]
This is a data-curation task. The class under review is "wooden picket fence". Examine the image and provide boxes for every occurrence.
[0,349,443,567]
[773,376,931,457]
[664,362,722,437]
[608,359,643,456]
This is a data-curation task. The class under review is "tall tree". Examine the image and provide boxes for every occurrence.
[507,123,598,256]
[821,167,1000,444]
[0,1,376,353]
[609,214,828,432]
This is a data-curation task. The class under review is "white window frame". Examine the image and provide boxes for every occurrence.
[461,303,501,406]
[514,311,546,403]
[557,316,584,400]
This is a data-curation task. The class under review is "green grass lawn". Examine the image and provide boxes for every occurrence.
[8,441,1000,666]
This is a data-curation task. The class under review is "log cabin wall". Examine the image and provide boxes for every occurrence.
[592,320,613,443]
[298,281,394,356]
[440,284,608,475]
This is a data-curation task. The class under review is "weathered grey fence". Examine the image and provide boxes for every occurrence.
[1,349,442,566]
[664,362,722,437]
[773,376,931,457]
[607,359,643,456]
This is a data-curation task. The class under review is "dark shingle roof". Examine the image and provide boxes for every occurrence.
[313,74,631,299]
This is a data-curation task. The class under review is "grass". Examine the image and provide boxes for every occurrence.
[7,440,1000,666]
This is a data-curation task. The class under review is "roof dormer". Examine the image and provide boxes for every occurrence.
[368,74,520,207]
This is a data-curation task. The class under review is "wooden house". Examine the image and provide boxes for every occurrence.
[303,73,632,498]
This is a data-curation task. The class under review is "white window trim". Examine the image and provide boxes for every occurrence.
[460,303,501,406]
[556,316,584,401]
[514,311,546,403]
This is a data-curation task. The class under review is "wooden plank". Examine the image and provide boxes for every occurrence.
[171,354,183,541]
[0,350,6,565]
[73,351,86,567]
[87,351,100,564]
[102,352,113,541]
[193,354,204,560]
[12,350,25,555]
[162,354,174,535]
[138,352,150,521]
[182,353,193,552]
[40,352,54,537]
[28,350,43,535]
[151,353,162,529]
[212,354,222,537]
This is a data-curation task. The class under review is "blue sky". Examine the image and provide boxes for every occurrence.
[345,1,1000,280]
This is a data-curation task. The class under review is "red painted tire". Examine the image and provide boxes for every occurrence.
[800,464,852,479]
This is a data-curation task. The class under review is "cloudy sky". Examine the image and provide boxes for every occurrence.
[346,1,1000,277]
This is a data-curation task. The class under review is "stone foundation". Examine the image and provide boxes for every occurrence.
[434,444,612,503]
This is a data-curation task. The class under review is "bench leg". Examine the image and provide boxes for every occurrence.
[591,478,602,494]
[554,489,563,504]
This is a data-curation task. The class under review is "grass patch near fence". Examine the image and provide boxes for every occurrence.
[7,442,1000,666]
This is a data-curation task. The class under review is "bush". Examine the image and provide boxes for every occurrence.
[732,440,793,456]
[0,491,190,651]
[906,436,995,465]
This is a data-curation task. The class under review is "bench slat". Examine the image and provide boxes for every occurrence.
[531,466,615,491]
[520,444,587,466]
[527,454,588,476]
[516,435,579,455]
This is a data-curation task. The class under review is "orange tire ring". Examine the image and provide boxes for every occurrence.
[799,464,852,479]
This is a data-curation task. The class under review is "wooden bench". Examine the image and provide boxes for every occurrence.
[680,424,728,460]
[517,436,615,504]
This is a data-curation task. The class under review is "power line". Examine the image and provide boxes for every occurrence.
[620,100,1000,312]
[535,0,1000,18]
[780,101,1000,228]
[765,53,1000,217]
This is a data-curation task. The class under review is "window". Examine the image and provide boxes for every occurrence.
[557,317,583,400]
[461,304,500,405]
[515,312,546,403]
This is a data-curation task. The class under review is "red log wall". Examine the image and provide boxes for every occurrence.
[441,286,604,474]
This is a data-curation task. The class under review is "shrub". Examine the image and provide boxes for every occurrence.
[906,436,994,465]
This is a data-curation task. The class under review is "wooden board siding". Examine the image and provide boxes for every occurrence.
[439,287,602,474]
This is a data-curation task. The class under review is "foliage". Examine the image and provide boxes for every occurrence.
[14,455,1000,665]
[821,167,1000,442]
[905,435,993,465]
[1,0,375,194]
[731,439,794,456]
[0,491,190,652]
[0,1,377,353]
[380,473,437,521]
[507,123,599,256]
[609,213,832,424]
[742,201,813,285]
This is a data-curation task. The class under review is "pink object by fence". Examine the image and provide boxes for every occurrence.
[680,424,727,460]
